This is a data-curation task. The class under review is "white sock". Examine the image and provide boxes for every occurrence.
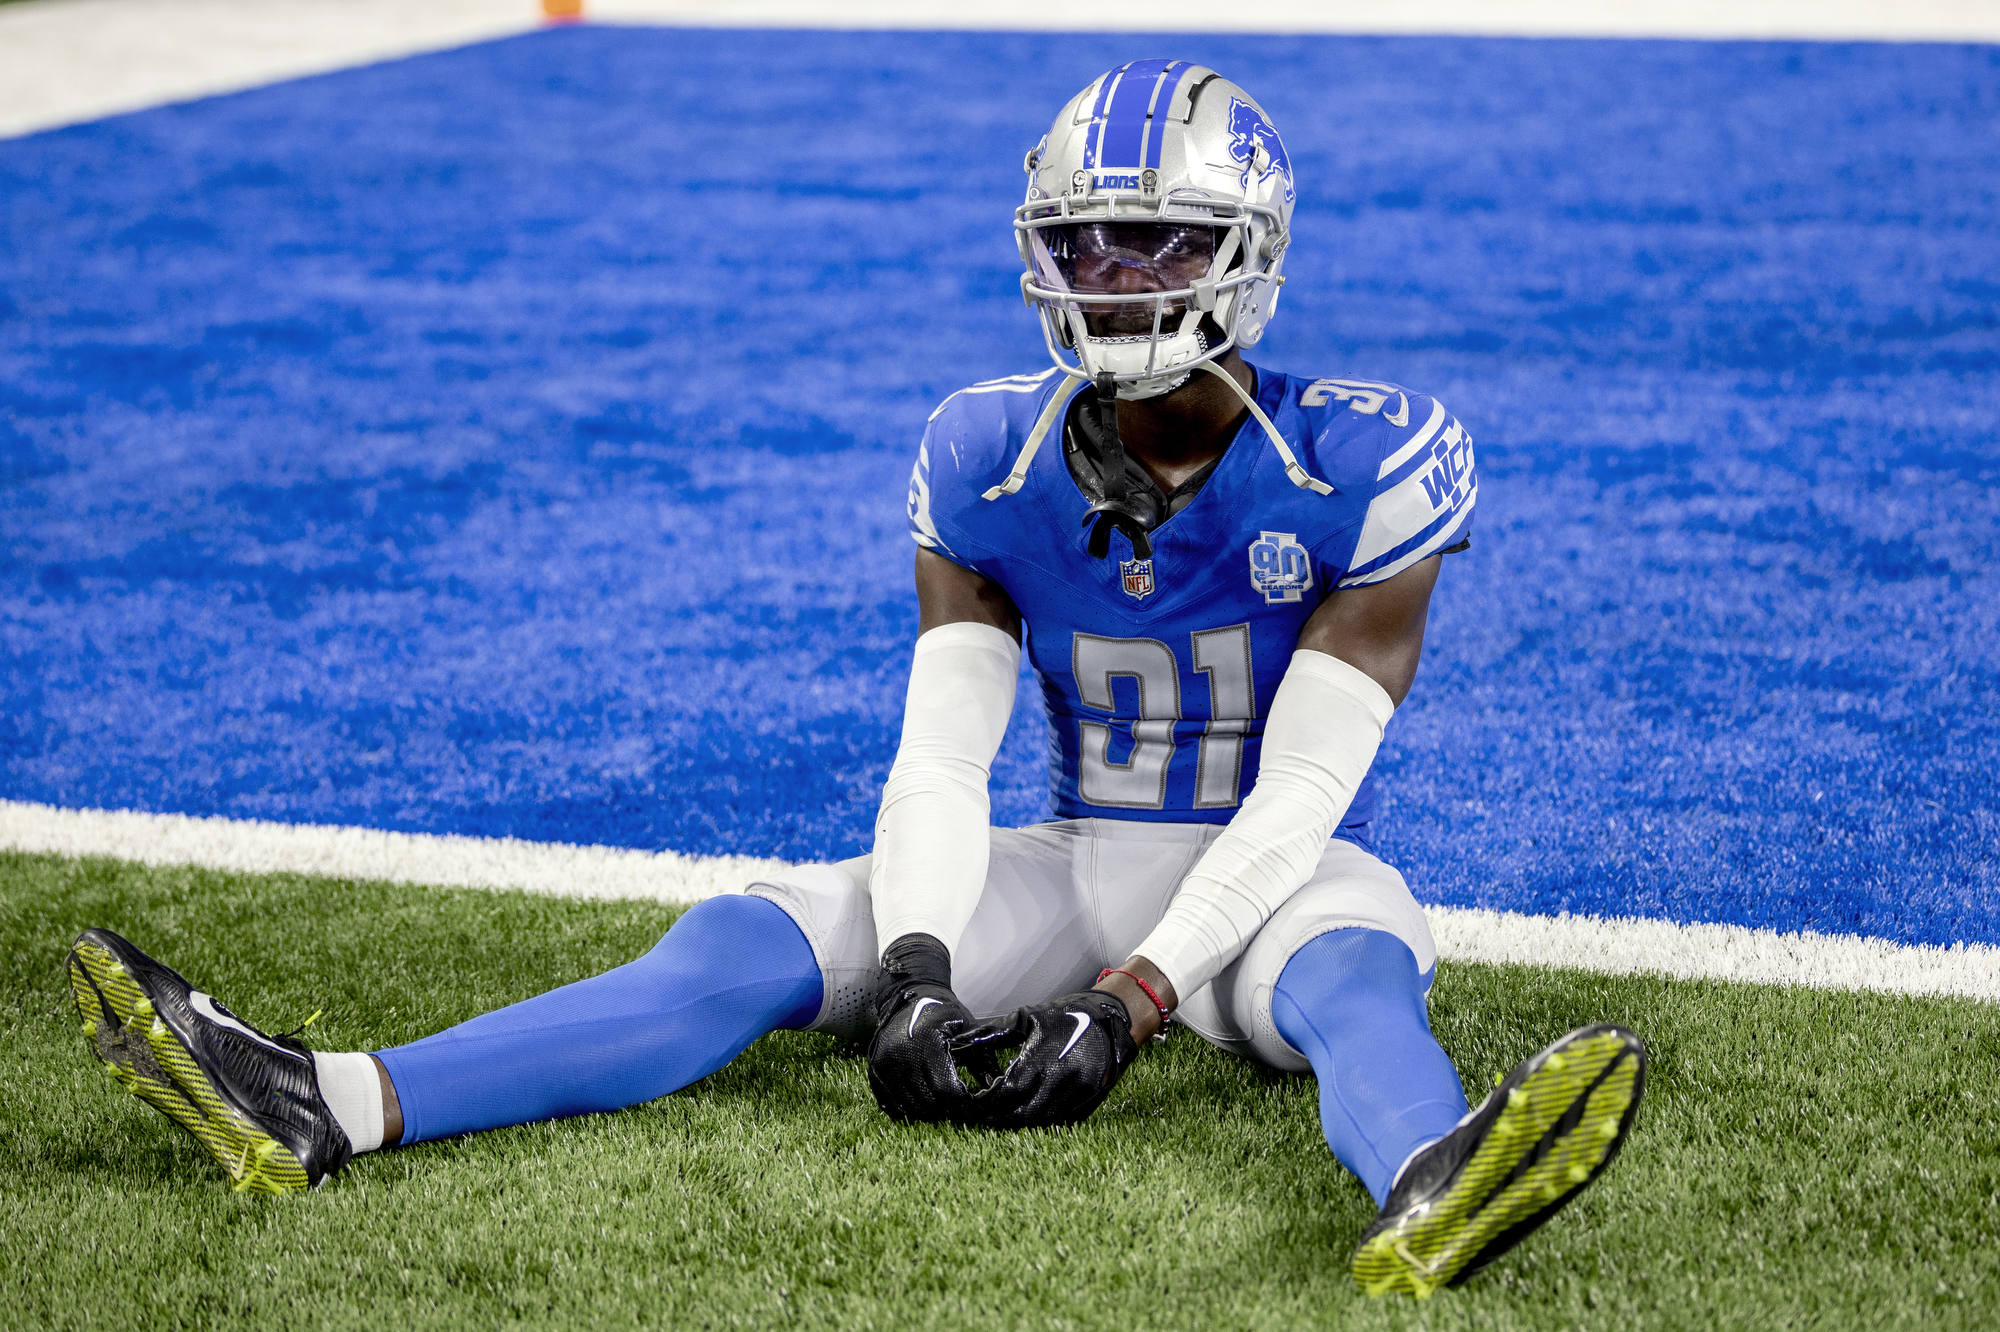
[312,1051,386,1154]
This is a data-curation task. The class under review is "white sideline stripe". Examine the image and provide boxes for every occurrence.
[1426,908,2000,1005]
[0,799,789,904]
[0,0,540,141]
[7,798,2000,1005]
[4,2,1998,142]
[589,0,2000,41]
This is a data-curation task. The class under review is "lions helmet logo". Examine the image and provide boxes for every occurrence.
[1226,99,1294,204]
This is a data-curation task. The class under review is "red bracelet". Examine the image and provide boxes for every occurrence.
[1097,967,1172,1040]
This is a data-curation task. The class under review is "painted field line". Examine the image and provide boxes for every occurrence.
[6,798,1998,1004]
[0,799,789,905]
[1425,908,2000,1005]
[0,0,539,140]
[6,1,1998,141]
[589,0,2000,44]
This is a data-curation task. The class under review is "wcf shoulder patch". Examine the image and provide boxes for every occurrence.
[1248,531,1312,604]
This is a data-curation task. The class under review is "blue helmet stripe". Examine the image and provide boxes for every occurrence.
[1138,60,1187,170]
[1081,65,1126,170]
[1148,63,1203,168]
[1097,58,1176,168]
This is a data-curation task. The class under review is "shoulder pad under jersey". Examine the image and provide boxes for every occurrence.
[1286,376,1477,587]
[907,368,1081,566]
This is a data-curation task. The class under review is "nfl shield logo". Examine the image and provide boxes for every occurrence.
[1120,558,1156,600]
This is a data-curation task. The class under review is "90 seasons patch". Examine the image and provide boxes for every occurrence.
[1248,531,1312,604]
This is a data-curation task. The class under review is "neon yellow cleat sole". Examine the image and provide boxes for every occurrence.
[67,929,350,1194]
[1352,1023,1646,1299]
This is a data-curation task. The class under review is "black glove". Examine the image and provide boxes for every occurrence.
[951,989,1139,1130]
[866,933,997,1124]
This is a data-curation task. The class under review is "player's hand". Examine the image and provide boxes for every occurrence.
[952,989,1138,1130]
[866,933,996,1123]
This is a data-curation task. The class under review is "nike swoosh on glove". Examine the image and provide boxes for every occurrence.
[866,933,997,1124]
[952,989,1138,1130]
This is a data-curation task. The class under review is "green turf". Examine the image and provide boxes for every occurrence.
[4,849,1998,1330]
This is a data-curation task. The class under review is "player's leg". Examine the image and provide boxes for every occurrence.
[67,889,823,1192]
[951,818,1197,1017]
[1162,835,1465,1197]
[1173,837,1645,1296]
[364,891,822,1145]
[1269,925,1469,1204]
[745,819,1146,1030]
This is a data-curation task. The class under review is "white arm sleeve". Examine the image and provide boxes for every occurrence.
[868,620,1021,959]
[1133,649,1395,1002]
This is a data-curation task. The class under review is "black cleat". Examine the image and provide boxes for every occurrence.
[1352,1024,1647,1298]
[67,928,351,1193]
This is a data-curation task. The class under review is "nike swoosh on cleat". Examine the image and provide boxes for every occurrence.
[190,992,295,1057]
[907,996,943,1038]
[1058,1011,1091,1059]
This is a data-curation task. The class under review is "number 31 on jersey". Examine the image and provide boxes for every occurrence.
[1072,626,1256,811]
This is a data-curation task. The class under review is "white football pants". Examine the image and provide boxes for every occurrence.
[739,818,1435,1072]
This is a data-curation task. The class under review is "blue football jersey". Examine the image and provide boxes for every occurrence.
[907,363,1476,846]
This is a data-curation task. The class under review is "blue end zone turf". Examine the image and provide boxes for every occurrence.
[1,30,1994,944]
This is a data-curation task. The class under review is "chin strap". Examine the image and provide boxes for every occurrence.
[981,369,1091,501]
[1196,361,1335,496]
[980,357,1335,504]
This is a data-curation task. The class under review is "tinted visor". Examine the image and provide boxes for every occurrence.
[1045,223,1217,294]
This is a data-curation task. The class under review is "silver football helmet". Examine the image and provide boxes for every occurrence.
[1017,62,1295,400]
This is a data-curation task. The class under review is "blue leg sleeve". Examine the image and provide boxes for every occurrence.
[1271,927,1470,1207]
[374,894,822,1144]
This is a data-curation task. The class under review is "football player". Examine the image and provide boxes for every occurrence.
[66,62,1643,1298]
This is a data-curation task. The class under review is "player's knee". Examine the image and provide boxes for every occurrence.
[627,894,823,1030]
[1273,927,1429,1039]
[644,894,814,976]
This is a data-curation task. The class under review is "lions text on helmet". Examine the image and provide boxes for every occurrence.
[1018,61,1294,401]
